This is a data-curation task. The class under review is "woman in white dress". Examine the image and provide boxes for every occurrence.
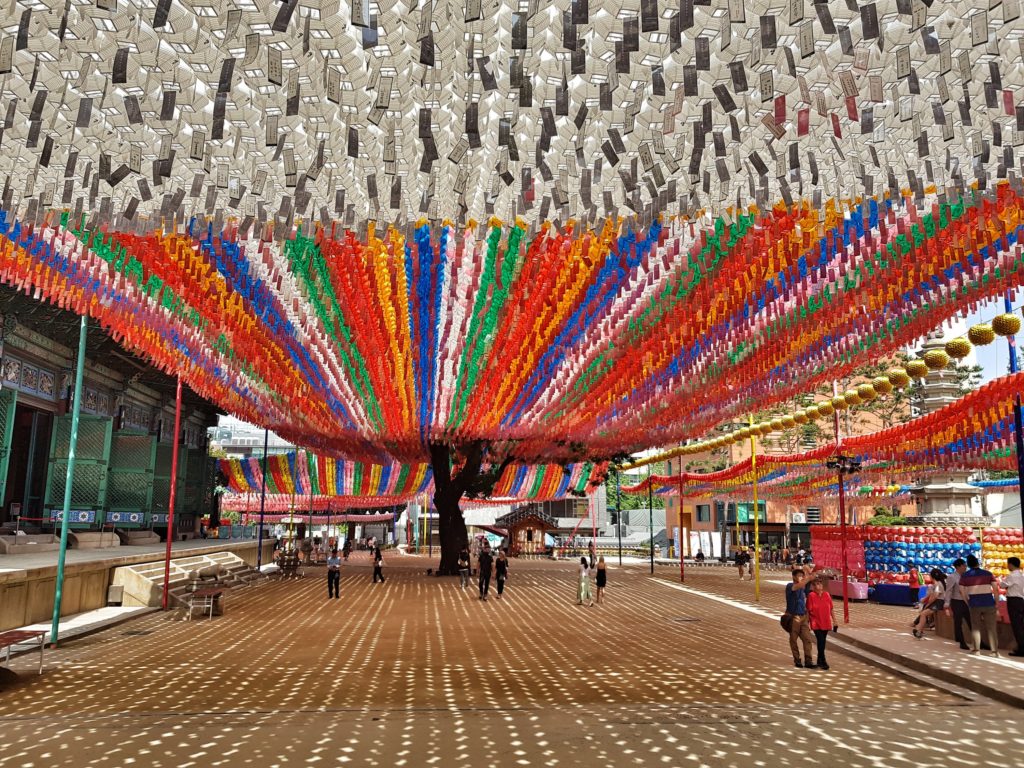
[577,556,594,606]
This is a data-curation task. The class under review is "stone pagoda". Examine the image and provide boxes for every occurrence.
[905,331,988,526]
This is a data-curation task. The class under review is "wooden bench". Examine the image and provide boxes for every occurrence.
[0,629,46,674]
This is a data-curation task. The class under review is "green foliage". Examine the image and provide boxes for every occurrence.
[865,514,903,526]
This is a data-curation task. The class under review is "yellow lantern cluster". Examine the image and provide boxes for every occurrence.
[640,311,1021,463]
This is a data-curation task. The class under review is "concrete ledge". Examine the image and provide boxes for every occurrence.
[0,535,58,555]
[834,627,1024,709]
[69,531,122,550]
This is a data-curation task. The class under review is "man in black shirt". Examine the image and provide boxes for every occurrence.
[478,544,494,601]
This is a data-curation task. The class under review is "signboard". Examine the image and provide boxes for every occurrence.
[49,509,97,524]
[106,511,145,524]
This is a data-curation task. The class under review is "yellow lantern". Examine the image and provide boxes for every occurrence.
[968,323,996,345]
[831,395,849,411]
[781,414,797,429]
[803,405,820,421]
[887,368,911,388]
[843,388,862,406]
[770,418,784,432]
[793,411,809,425]
[923,349,950,370]
[871,376,894,395]
[992,313,1022,337]
[856,383,877,401]
[905,359,930,379]
[944,338,972,360]
[816,401,835,417]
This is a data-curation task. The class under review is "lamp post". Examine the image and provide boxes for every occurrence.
[677,459,684,583]
[749,415,761,602]
[1003,291,1024,540]
[256,428,269,570]
[615,468,623,567]
[160,377,184,611]
[826,454,862,625]
[50,316,88,645]
[647,464,654,575]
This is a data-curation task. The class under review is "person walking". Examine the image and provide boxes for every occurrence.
[478,544,493,600]
[959,554,1000,656]
[735,548,747,579]
[943,558,973,650]
[495,549,509,599]
[912,568,946,638]
[784,569,814,668]
[577,556,594,606]
[372,545,385,583]
[595,556,607,604]
[326,548,341,599]
[806,578,837,670]
[1001,556,1024,658]
[457,546,471,589]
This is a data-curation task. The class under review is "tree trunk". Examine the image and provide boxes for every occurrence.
[434,488,469,575]
[429,441,483,575]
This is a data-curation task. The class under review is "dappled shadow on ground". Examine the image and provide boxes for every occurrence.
[1,559,1021,767]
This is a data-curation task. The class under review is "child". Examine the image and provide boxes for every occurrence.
[908,562,922,608]
[806,579,838,670]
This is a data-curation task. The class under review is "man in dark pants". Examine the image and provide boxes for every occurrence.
[326,548,341,599]
[478,544,494,601]
[943,558,973,650]
[1001,556,1024,657]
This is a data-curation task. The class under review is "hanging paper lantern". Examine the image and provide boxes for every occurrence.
[770,417,784,431]
[945,338,972,360]
[872,376,894,395]
[923,349,950,370]
[831,395,849,411]
[781,414,797,429]
[856,383,877,402]
[816,401,835,417]
[793,411,809,425]
[905,359,930,379]
[843,389,862,406]
[968,324,997,345]
[888,368,912,388]
[992,313,1022,337]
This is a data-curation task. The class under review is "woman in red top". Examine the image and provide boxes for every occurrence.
[806,579,838,670]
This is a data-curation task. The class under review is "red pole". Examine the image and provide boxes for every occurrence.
[161,377,184,611]
[832,381,850,625]
[678,461,685,583]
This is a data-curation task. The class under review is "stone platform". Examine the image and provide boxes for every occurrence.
[0,537,273,632]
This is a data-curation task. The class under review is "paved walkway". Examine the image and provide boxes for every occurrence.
[651,566,1024,706]
[0,555,1021,767]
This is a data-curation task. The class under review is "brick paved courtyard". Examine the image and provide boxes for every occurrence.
[2,555,1022,767]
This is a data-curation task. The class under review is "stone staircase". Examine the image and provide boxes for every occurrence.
[111,551,264,609]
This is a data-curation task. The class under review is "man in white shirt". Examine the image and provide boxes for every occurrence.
[1002,556,1024,657]
[942,558,973,650]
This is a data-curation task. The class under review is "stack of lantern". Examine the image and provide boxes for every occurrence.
[982,528,1024,577]
[809,526,867,575]
[863,526,980,581]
